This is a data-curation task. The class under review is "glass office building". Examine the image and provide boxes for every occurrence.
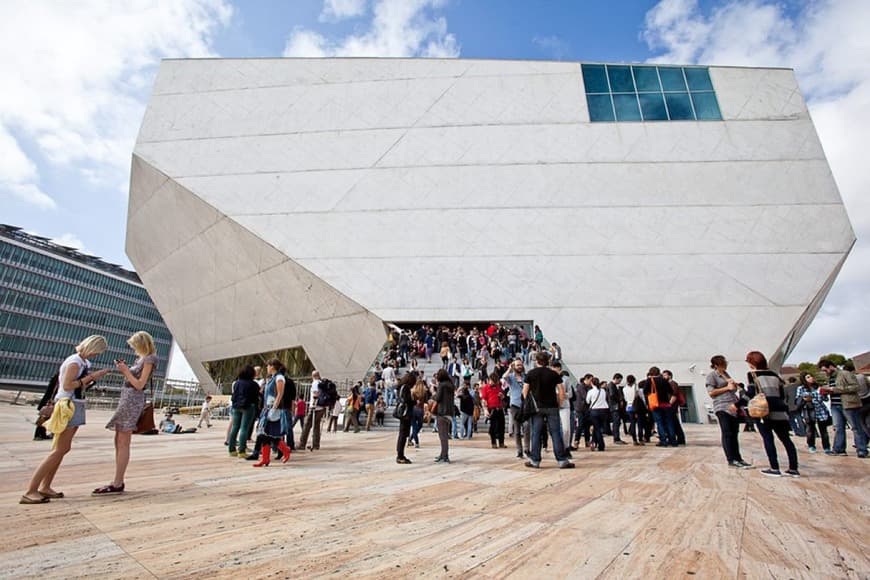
[0,224,172,390]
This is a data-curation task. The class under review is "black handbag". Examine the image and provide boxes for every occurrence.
[392,385,411,420]
[517,391,539,423]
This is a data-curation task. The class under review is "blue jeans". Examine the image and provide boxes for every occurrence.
[834,408,867,455]
[228,404,257,453]
[460,412,474,438]
[410,407,423,445]
[529,408,569,465]
[653,407,677,445]
[452,415,459,438]
[831,405,848,453]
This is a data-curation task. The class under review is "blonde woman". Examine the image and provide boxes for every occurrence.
[21,336,111,504]
[93,331,158,495]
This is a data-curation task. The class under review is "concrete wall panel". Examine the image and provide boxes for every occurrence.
[129,58,854,406]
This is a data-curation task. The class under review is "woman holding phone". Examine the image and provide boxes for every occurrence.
[93,331,158,495]
[706,355,752,468]
[21,335,111,504]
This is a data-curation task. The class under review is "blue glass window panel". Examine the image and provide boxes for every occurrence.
[638,93,668,121]
[586,94,615,121]
[613,94,642,121]
[658,67,687,91]
[606,65,635,93]
[582,64,609,93]
[691,92,722,120]
[632,66,660,92]
[684,67,713,91]
[665,92,694,120]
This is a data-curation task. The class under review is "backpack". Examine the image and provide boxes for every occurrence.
[393,385,411,420]
[282,376,297,408]
[316,379,338,407]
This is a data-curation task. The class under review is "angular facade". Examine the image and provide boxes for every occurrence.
[128,58,854,409]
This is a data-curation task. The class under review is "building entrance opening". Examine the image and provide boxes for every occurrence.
[203,346,314,397]
[371,321,571,390]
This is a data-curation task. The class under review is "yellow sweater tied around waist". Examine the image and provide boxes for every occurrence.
[44,398,75,449]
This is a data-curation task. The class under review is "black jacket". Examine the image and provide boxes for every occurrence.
[459,391,475,415]
[640,376,673,404]
[232,378,261,408]
[435,380,455,416]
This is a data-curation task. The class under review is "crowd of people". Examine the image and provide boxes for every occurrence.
[373,324,870,474]
[21,322,869,505]
[221,323,870,476]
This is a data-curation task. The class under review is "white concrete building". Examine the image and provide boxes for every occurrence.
[127,58,853,419]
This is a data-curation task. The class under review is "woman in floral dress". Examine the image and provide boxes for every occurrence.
[93,331,158,495]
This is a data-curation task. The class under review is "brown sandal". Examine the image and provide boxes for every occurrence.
[92,483,124,495]
[19,495,50,504]
[38,490,64,499]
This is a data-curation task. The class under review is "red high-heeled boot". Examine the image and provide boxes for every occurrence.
[277,440,291,463]
[253,445,271,467]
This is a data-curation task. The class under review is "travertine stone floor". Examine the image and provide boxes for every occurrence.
[0,404,867,579]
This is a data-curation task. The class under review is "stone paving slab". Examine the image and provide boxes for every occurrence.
[0,404,868,579]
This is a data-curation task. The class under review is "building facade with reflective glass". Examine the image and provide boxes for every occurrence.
[582,64,722,122]
[127,58,853,421]
[0,225,172,390]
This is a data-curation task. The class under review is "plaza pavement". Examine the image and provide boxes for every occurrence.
[0,403,867,579]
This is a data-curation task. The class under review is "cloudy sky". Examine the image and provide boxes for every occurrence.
[2,0,867,378]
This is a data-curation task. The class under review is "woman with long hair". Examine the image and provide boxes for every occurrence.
[409,380,427,448]
[21,336,111,504]
[395,371,417,463]
[228,365,261,457]
[706,355,752,468]
[251,359,293,467]
[93,331,157,495]
[344,384,361,433]
[746,351,799,477]
[433,368,455,463]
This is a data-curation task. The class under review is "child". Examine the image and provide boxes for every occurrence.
[294,397,306,432]
[197,395,213,428]
[375,395,386,427]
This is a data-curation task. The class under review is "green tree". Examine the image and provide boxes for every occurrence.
[818,353,848,366]
[797,362,819,380]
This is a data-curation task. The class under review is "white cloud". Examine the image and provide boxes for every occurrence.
[284,0,459,58]
[5,183,57,211]
[320,0,367,22]
[284,28,331,58]
[643,0,870,362]
[0,126,55,209]
[0,0,233,209]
